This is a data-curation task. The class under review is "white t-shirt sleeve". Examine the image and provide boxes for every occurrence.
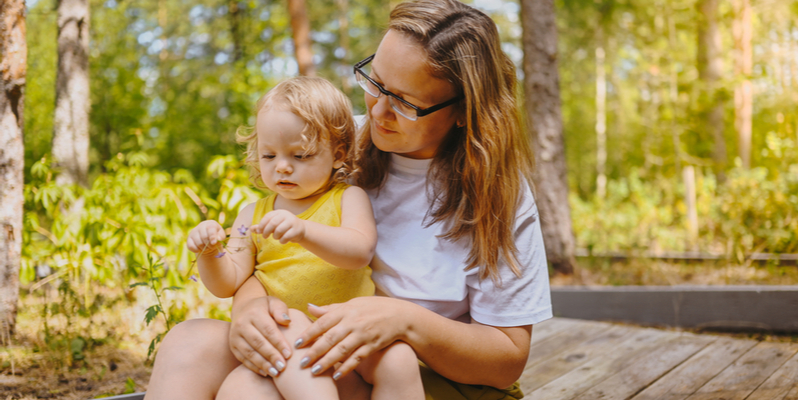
[466,193,553,327]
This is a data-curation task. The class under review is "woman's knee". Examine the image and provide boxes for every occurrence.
[155,318,234,367]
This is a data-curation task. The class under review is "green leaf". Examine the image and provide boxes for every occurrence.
[129,282,149,288]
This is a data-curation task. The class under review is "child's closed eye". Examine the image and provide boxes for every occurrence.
[261,154,275,160]
[294,153,315,160]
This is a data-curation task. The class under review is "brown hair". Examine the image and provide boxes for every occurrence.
[238,76,356,190]
[355,0,536,283]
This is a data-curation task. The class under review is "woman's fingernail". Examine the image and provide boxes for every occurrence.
[300,356,310,368]
[282,349,292,359]
[333,372,342,381]
[294,338,304,348]
[259,369,266,376]
[311,364,322,375]
[275,360,286,371]
[268,367,279,377]
[282,313,291,321]
[308,303,318,308]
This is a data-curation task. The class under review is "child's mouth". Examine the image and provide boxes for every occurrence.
[277,181,298,188]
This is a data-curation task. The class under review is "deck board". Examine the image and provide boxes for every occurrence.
[521,318,797,400]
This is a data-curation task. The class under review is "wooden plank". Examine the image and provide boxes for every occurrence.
[686,342,797,400]
[529,317,587,345]
[631,336,759,400]
[572,333,715,400]
[551,285,798,332]
[525,319,614,367]
[746,352,799,400]
[783,384,798,400]
[526,327,675,399]
[520,324,639,393]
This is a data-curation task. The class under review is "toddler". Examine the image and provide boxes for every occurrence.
[186,76,423,400]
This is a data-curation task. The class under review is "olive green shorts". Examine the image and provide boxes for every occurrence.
[419,361,524,400]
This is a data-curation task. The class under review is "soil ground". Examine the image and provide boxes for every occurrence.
[1,259,796,399]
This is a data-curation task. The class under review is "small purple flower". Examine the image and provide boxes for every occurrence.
[189,275,198,282]
[214,251,226,258]
[238,224,249,236]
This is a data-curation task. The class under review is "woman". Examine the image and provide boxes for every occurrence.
[145,1,551,398]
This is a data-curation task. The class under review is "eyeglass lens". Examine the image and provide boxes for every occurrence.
[355,67,418,121]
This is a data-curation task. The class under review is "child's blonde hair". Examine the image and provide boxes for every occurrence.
[238,76,356,190]
[355,0,535,283]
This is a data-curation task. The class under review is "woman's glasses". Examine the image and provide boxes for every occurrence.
[354,54,464,121]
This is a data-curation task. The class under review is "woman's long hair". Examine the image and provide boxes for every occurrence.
[355,0,536,283]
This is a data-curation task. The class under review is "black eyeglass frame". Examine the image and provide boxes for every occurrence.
[354,54,464,119]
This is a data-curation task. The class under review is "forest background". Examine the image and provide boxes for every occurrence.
[2,0,798,396]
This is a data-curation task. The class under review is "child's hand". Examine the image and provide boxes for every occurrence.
[187,220,227,255]
[252,210,306,244]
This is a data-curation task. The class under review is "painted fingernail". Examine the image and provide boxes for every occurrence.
[275,360,286,371]
[333,372,342,381]
[282,313,291,321]
[311,364,322,375]
[308,303,319,308]
[300,356,310,368]
[294,338,304,348]
[282,349,291,359]
[268,367,279,377]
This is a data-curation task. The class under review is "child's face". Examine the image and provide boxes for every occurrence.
[256,107,343,201]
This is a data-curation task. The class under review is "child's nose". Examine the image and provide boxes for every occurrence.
[276,159,293,173]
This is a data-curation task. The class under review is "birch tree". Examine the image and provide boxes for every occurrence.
[53,0,90,187]
[697,0,726,181]
[520,0,577,275]
[733,0,752,169]
[0,0,26,335]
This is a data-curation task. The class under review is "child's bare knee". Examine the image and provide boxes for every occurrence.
[278,308,312,341]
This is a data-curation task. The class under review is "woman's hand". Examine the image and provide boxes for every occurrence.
[228,293,295,377]
[294,296,413,379]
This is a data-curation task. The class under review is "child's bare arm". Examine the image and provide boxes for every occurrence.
[191,203,257,298]
[252,186,376,270]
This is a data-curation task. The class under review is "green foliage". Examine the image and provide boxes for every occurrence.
[22,145,261,363]
[571,163,799,257]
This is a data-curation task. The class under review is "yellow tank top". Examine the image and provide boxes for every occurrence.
[251,183,374,318]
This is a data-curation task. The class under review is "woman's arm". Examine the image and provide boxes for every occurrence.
[252,186,377,269]
[297,297,532,388]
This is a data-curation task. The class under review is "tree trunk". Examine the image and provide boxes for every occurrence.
[732,0,752,169]
[53,0,90,187]
[288,0,315,76]
[228,0,243,62]
[520,0,577,275]
[337,0,351,94]
[696,0,726,182]
[0,0,26,336]
[595,43,607,199]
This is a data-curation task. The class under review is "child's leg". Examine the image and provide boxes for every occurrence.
[355,341,424,400]
[272,308,339,400]
[217,308,339,400]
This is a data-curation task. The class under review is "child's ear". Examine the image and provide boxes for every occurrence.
[333,146,346,169]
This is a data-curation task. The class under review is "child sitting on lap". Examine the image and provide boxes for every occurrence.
[186,76,423,400]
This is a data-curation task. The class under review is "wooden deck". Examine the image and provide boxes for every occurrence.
[95,316,797,400]
[520,317,798,400]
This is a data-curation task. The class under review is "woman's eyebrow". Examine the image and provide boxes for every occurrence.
[371,65,412,99]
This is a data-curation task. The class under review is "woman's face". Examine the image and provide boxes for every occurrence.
[366,29,462,160]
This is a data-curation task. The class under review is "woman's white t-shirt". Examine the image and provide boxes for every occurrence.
[366,154,553,327]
